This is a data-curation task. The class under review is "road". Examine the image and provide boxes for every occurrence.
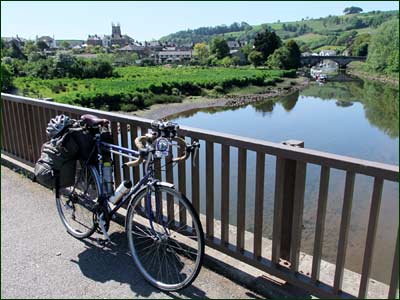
[1,166,262,299]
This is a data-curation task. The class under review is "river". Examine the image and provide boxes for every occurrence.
[168,75,399,285]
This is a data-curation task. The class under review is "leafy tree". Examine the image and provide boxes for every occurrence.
[220,56,233,67]
[367,19,399,73]
[193,42,210,64]
[60,41,70,49]
[9,41,26,60]
[36,40,49,51]
[343,6,363,15]
[23,40,38,56]
[267,47,292,69]
[253,29,282,61]
[1,64,14,92]
[248,51,263,67]
[285,40,301,69]
[210,37,229,59]
[348,33,370,56]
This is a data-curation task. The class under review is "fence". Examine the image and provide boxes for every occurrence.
[1,93,398,298]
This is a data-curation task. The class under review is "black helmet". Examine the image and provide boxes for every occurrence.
[46,114,72,138]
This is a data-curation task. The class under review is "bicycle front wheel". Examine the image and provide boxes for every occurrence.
[56,162,99,239]
[126,185,204,291]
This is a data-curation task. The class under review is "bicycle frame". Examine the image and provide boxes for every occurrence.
[93,134,163,224]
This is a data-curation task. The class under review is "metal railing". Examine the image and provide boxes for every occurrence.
[1,93,398,298]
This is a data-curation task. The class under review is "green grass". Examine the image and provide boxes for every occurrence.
[14,66,294,111]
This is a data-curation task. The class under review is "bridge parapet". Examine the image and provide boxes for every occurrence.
[300,56,366,68]
[1,93,398,299]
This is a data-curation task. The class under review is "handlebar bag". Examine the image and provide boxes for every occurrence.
[33,130,79,189]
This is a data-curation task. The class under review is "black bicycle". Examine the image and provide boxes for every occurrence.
[55,114,205,291]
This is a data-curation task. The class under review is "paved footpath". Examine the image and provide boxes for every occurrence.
[1,166,263,299]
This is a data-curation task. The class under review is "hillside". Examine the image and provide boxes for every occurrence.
[160,10,398,52]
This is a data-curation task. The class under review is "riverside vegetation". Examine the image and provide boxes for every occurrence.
[12,66,296,112]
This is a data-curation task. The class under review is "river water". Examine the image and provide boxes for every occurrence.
[169,76,399,285]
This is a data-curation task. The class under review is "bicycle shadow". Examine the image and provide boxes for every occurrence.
[70,230,208,299]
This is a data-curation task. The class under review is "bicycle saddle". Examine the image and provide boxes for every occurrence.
[81,114,110,127]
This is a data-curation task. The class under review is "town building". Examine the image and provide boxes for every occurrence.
[36,35,57,48]
[86,34,102,47]
[157,50,193,63]
[319,50,336,56]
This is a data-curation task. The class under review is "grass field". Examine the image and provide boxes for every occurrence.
[14,66,294,111]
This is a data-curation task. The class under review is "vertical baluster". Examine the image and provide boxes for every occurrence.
[120,122,130,181]
[166,147,174,227]
[178,140,187,227]
[21,103,35,163]
[290,161,307,271]
[221,144,230,245]
[18,102,29,160]
[272,157,286,264]
[206,141,214,238]
[253,152,265,259]
[333,171,355,294]
[311,166,330,282]
[111,122,121,186]
[236,148,247,253]
[388,229,399,299]
[30,105,41,160]
[358,177,384,298]
[130,124,141,184]
[191,137,200,214]
[2,100,12,154]
[11,101,23,159]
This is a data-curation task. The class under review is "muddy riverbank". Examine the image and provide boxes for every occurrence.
[120,77,310,120]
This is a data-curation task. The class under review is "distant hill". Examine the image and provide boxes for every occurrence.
[159,10,398,52]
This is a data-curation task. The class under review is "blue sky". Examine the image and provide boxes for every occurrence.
[1,1,398,41]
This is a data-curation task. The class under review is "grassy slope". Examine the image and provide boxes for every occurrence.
[160,10,397,50]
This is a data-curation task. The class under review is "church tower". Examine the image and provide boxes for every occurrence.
[111,22,122,39]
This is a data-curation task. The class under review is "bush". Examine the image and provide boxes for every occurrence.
[213,85,225,94]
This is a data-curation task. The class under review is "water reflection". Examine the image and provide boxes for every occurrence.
[170,76,399,285]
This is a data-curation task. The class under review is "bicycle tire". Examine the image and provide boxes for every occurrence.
[56,162,99,239]
[126,185,205,291]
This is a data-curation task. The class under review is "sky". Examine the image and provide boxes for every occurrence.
[1,1,398,41]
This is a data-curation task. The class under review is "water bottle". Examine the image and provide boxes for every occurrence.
[103,162,113,195]
[109,180,132,204]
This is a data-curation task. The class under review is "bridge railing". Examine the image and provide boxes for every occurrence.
[1,93,398,299]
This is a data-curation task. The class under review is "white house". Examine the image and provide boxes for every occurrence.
[157,50,193,63]
[319,50,336,56]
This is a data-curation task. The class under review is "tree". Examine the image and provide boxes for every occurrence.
[23,40,38,56]
[1,64,14,92]
[253,29,282,61]
[267,47,292,69]
[285,40,301,69]
[248,51,263,67]
[60,41,70,49]
[193,42,209,64]
[210,37,229,59]
[343,6,363,14]
[367,19,399,73]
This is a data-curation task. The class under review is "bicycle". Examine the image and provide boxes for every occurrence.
[55,114,205,292]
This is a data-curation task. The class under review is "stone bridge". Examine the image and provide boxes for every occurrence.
[300,56,366,69]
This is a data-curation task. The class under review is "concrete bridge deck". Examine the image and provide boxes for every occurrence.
[1,165,265,299]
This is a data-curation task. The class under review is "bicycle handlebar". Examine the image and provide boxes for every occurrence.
[124,136,199,168]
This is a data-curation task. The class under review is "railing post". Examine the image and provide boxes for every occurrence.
[280,140,305,262]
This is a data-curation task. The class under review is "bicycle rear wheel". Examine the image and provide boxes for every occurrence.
[126,185,204,291]
[56,162,99,239]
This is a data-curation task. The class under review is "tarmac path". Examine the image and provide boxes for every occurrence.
[1,166,262,299]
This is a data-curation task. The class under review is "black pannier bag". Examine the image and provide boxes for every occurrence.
[34,130,79,188]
